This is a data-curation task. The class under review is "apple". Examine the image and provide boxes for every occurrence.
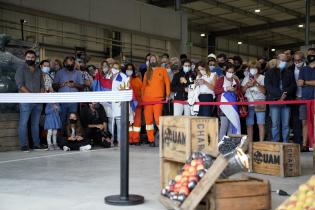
[196,164,205,171]
[182,171,190,177]
[175,175,182,182]
[179,186,190,196]
[191,160,198,167]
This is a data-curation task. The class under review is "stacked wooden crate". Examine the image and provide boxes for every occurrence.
[0,114,19,151]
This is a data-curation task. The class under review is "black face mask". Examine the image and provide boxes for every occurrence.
[26,60,35,66]
[69,119,77,124]
[218,63,224,68]
[261,63,267,70]
[307,55,315,64]
[66,64,75,71]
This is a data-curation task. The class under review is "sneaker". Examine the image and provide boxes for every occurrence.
[79,144,91,151]
[33,145,46,150]
[53,144,61,150]
[21,146,30,152]
[63,146,70,151]
[47,145,54,151]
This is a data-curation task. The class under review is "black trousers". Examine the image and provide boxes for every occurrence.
[65,139,90,150]
[198,94,214,117]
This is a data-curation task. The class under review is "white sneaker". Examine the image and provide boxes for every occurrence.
[79,144,91,151]
[63,146,70,151]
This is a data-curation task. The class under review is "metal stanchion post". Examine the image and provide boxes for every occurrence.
[105,101,144,206]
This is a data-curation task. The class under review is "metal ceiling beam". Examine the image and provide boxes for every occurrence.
[274,40,315,49]
[212,15,315,36]
[254,0,304,18]
[149,0,198,7]
[200,0,275,23]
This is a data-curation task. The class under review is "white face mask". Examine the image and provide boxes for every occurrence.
[226,72,234,79]
[126,70,133,76]
[183,66,191,73]
[167,68,172,73]
[111,68,120,75]
[295,62,304,68]
[249,68,258,76]
[209,65,215,71]
[146,61,150,67]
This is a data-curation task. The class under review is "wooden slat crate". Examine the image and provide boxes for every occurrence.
[252,142,300,177]
[159,116,219,163]
[206,176,271,210]
[0,114,19,151]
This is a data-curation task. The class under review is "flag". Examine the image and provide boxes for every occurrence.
[220,91,241,134]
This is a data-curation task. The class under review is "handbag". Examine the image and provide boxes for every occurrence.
[236,88,248,118]
[249,90,266,112]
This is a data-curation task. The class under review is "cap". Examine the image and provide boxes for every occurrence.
[207,53,216,60]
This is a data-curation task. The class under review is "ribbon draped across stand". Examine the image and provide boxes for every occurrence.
[0,91,144,206]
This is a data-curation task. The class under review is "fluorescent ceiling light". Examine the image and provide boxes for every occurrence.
[200,33,206,37]
[254,9,261,13]
[298,24,304,28]
[271,48,276,52]
[237,41,242,45]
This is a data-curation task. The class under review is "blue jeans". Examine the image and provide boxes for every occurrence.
[18,103,43,147]
[269,105,290,142]
[60,103,78,127]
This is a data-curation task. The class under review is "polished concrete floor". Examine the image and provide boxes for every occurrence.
[0,145,313,210]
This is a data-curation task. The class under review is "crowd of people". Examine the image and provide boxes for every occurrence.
[14,48,315,152]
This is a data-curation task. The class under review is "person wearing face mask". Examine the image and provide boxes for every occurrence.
[207,53,222,77]
[217,53,227,70]
[291,51,306,148]
[15,50,45,151]
[110,62,131,146]
[40,60,54,93]
[53,56,84,129]
[171,59,196,116]
[265,53,296,143]
[124,64,142,145]
[80,102,111,148]
[257,56,268,75]
[142,55,170,146]
[241,61,266,143]
[215,63,242,140]
[62,112,91,151]
[297,52,315,151]
[139,53,151,80]
[195,61,217,117]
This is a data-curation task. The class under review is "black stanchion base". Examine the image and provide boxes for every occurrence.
[105,194,144,206]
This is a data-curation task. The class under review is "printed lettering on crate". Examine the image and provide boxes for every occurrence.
[160,116,219,163]
[251,142,300,177]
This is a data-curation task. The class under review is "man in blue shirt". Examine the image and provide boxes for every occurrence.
[297,52,315,151]
[53,56,84,127]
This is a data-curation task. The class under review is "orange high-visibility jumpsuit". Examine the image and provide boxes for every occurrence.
[129,76,142,143]
[142,67,170,142]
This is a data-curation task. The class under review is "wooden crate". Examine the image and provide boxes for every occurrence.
[252,142,300,177]
[0,114,19,151]
[205,176,271,210]
[159,116,219,163]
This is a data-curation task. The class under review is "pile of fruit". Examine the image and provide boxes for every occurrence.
[277,176,315,210]
[161,152,214,203]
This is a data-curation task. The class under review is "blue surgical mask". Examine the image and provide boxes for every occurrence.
[278,61,287,71]
[183,66,191,73]
[161,63,167,68]
[209,65,215,71]
[41,66,50,73]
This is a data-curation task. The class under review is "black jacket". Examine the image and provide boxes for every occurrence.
[171,70,196,100]
[264,65,296,101]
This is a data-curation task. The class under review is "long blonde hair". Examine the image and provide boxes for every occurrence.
[146,54,158,81]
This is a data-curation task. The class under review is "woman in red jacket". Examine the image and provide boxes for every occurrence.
[214,63,242,141]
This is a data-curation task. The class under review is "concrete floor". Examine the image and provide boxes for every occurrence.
[0,145,313,210]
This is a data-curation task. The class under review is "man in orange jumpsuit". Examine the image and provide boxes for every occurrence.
[142,55,170,147]
[125,64,143,145]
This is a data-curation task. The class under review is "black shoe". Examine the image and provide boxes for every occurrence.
[149,142,156,147]
[21,146,30,152]
[301,146,310,152]
[32,145,46,150]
